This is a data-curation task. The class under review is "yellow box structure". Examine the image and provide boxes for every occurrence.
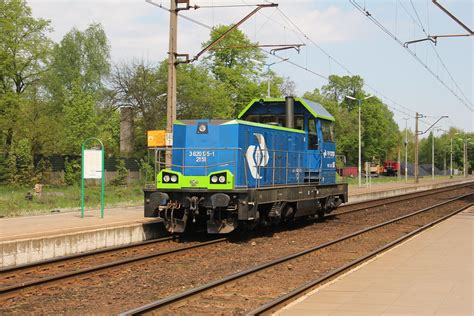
[147,130,166,147]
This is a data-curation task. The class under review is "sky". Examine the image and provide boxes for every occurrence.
[28,0,473,135]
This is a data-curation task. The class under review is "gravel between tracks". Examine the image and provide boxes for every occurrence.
[0,187,472,314]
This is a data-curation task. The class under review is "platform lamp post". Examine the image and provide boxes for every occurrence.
[345,95,373,187]
[455,133,471,177]
[450,136,453,179]
[431,128,443,180]
[264,58,288,97]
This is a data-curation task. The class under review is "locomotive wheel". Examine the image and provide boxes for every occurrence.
[317,209,325,219]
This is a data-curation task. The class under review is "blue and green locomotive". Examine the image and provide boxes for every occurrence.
[144,96,348,233]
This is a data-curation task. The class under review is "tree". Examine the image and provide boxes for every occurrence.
[304,75,400,166]
[322,75,364,108]
[0,0,52,151]
[109,60,167,132]
[175,63,233,119]
[202,25,271,115]
[62,81,97,154]
[48,23,110,94]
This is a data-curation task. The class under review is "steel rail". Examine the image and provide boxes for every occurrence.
[0,238,227,295]
[119,193,473,315]
[0,235,177,274]
[246,202,473,315]
[335,181,473,215]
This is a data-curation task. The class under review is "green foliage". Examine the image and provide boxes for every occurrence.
[64,158,81,185]
[110,159,128,186]
[0,0,52,155]
[110,60,167,132]
[62,82,97,154]
[176,63,233,119]
[8,138,34,184]
[202,25,275,115]
[96,107,120,157]
[304,75,400,165]
[35,158,52,184]
[48,23,110,94]
[0,154,10,183]
[322,75,364,108]
[139,158,154,184]
[0,0,52,94]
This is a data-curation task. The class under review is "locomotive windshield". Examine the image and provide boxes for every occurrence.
[321,121,335,142]
[245,114,304,130]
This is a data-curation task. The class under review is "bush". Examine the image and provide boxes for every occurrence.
[8,139,34,185]
[64,158,81,185]
[34,158,52,184]
[111,159,128,186]
[0,154,10,184]
[139,158,154,184]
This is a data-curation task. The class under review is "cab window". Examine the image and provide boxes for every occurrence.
[321,120,334,142]
[308,118,318,149]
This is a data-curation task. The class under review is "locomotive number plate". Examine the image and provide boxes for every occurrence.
[188,150,215,163]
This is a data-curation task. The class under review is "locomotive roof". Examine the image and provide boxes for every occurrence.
[237,97,335,121]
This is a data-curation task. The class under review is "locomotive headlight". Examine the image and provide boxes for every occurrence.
[170,175,178,183]
[218,175,226,183]
[163,174,170,182]
[211,175,218,183]
[196,122,208,134]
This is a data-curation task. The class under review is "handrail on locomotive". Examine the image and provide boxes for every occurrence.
[146,146,338,188]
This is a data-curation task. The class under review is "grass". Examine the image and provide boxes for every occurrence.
[0,183,144,217]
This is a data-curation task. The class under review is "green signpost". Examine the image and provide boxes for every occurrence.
[81,138,105,218]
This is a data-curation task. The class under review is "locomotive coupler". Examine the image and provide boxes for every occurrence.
[162,201,188,234]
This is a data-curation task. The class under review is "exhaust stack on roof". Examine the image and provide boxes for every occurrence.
[285,96,294,129]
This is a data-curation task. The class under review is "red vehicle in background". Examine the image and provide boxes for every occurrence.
[383,160,400,176]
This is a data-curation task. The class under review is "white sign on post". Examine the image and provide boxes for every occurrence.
[83,149,103,179]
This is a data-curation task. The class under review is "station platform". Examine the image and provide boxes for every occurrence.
[0,177,472,268]
[277,207,474,316]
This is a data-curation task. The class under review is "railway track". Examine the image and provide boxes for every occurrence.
[335,181,473,215]
[1,183,472,311]
[120,192,473,315]
[0,237,227,295]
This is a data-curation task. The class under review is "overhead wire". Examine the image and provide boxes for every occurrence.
[404,0,472,110]
[271,6,423,120]
[238,2,419,119]
[350,0,473,113]
[149,1,437,124]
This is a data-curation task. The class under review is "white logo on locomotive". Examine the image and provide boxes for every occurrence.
[246,133,269,179]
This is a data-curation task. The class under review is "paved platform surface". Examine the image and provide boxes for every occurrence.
[348,176,472,197]
[0,176,471,243]
[277,206,474,316]
[0,206,159,243]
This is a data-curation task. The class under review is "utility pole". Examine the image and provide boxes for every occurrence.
[415,112,420,183]
[443,151,446,176]
[164,0,180,166]
[431,131,435,180]
[450,136,453,178]
[403,117,409,183]
[414,114,448,183]
[149,0,278,166]
[397,146,401,180]
[463,135,468,177]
